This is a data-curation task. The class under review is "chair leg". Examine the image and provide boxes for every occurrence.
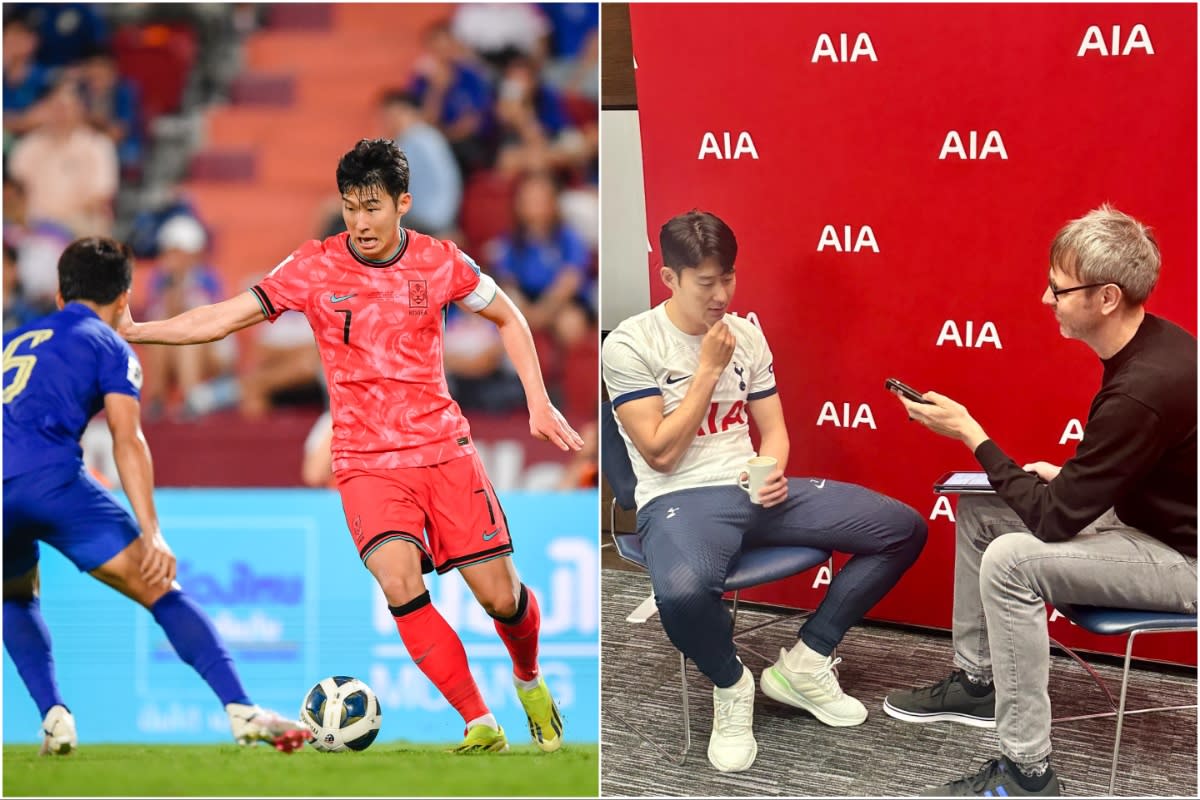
[728,556,835,666]
[603,652,692,765]
[729,590,772,663]
[729,593,819,666]
[679,651,692,759]
[1109,631,1137,796]
[648,648,683,691]
[604,599,693,766]
[1050,628,1197,725]
[734,616,792,664]
[1049,634,1119,719]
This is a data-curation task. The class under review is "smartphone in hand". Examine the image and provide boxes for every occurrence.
[885,377,934,405]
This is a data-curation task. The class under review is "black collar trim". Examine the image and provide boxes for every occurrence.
[346,228,408,268]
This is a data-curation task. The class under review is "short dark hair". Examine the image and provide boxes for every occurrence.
[3,11,34,32]
[58,237,133,305]
[336,138,410,200]
[659,210,738,274]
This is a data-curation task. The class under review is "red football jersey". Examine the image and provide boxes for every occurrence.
[252,230,491,471]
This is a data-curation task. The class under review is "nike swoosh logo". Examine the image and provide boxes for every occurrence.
[482,529,500,541]
[330,293,356,303]
[413,645,433,665]
[811,479,826,489]
[665,374,692,385]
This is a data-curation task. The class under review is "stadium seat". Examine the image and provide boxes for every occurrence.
[561,331,598,423]
[332,3,449,33]
[460,170,517,253]
[600,400,832,764]
[186,149,257,182]
[1048,605,1198,795]
[245,32,409,75]
[264,3,335,31]
[562,92,598,128]
[189,2,443,299]
[229,72,296,107]
[141,408,323,486]
[113,23,196,122]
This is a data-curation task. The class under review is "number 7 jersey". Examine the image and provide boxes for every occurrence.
[252,229,497,471]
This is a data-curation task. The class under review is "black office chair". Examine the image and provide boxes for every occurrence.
[601,400,833,764]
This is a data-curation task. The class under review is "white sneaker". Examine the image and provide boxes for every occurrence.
[707,665,757,773]
[227,703,305,746]
[39,705,77,756]
[760,647,868,727]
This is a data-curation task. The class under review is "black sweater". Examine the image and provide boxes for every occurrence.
[975,313,1197,557]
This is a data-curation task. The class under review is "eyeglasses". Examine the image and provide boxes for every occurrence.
[1047,277,1119,302]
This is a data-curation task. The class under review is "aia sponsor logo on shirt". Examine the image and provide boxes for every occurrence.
[409,280,428,315]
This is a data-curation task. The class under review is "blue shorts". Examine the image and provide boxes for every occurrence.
[3,462,140,581]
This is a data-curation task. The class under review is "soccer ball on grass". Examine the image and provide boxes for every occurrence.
[300,675,382,752]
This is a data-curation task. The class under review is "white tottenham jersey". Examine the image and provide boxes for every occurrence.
[602,302,777,508]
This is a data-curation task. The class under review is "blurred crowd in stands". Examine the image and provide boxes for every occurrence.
[4,4,125,330]
[4,2,239,331]
[3,3,598,489]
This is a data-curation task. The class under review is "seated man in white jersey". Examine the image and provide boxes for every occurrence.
[601,210,928,773]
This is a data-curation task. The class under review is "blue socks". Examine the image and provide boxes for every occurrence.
[5,590,251,717]
[3,596,67,718]
[151,590,251,707]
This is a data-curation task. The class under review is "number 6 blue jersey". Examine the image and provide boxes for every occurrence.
[3,303,142,481]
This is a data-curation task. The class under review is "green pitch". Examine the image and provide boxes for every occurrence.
[3,741,599,797]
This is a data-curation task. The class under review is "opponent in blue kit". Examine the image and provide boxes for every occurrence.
[3,237,304,754]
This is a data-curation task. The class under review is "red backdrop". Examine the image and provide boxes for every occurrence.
[630,3,1197,664]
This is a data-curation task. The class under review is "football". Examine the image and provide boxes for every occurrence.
[300,676,382,752]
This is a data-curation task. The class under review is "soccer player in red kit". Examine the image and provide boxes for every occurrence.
[121,138,584,753]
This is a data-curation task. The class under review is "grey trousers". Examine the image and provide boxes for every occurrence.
[952,495,1197,762]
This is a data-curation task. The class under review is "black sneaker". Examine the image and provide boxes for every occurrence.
[919,758,1062,796]
[883,670,995,728]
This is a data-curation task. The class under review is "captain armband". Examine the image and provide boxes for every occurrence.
[460,273,498,312]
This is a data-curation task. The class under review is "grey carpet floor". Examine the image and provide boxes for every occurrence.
[600,568,1197,798]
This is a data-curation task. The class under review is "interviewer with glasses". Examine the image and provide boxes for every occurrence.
[883,205,1196,797]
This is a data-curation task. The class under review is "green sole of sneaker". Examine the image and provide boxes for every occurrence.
[760,668,867,728]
